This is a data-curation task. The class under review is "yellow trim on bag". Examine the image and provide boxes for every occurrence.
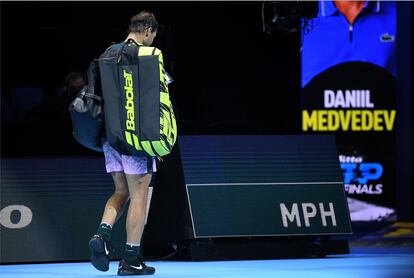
[152,141,169,156]
[160,92,170,105]
[138,46,155,56]
[125,131,133,146]
[132,134,142,150]
[141,141,156,156]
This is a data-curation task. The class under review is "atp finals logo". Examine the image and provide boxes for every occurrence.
[340,155,384,195]
[123,69,140,150]
[302,89,396,132]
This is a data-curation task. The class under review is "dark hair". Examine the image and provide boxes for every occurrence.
[64,72,86,87]
[128,11,158,34]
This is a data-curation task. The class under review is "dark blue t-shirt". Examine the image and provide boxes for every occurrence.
[302,0,396,87]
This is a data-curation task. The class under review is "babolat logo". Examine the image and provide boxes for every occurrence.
[124,69,135,132]
[123,69,141,150]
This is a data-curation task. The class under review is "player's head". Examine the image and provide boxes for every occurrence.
[128,11,158,46]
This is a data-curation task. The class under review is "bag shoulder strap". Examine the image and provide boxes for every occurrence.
[122,40,140,64]
[86,60,100,96]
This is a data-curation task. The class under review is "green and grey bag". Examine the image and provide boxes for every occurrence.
[99,39,177,159]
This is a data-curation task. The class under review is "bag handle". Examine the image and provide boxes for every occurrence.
[126,38,139,46]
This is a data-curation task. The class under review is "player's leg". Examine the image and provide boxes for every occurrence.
[118,157,156,276]
[100,172,130,227]
[125,173,151,246]
[89,141,129,272]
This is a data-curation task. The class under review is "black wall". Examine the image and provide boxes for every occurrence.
[1,1,301,156]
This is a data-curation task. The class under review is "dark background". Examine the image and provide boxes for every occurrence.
[1,1,301,156]
[1,1,412,220]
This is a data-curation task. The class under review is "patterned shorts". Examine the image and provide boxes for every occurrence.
[102,140,156,175]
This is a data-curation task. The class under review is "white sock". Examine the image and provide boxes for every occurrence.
[126,242,140,247]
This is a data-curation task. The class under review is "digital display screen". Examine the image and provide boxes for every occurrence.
[301,1,397,221]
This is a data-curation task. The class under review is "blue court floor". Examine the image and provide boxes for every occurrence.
[1,252,414,278]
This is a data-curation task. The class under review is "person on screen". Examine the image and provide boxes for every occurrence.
[302,0,396,87]
[88,11,158,276]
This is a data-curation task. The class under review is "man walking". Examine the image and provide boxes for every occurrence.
[89,11,159,276]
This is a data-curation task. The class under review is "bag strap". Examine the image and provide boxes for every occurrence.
[119,39,140,65]
[86,60,99,96]
[126,38,139,46]
[146,154,154,173]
